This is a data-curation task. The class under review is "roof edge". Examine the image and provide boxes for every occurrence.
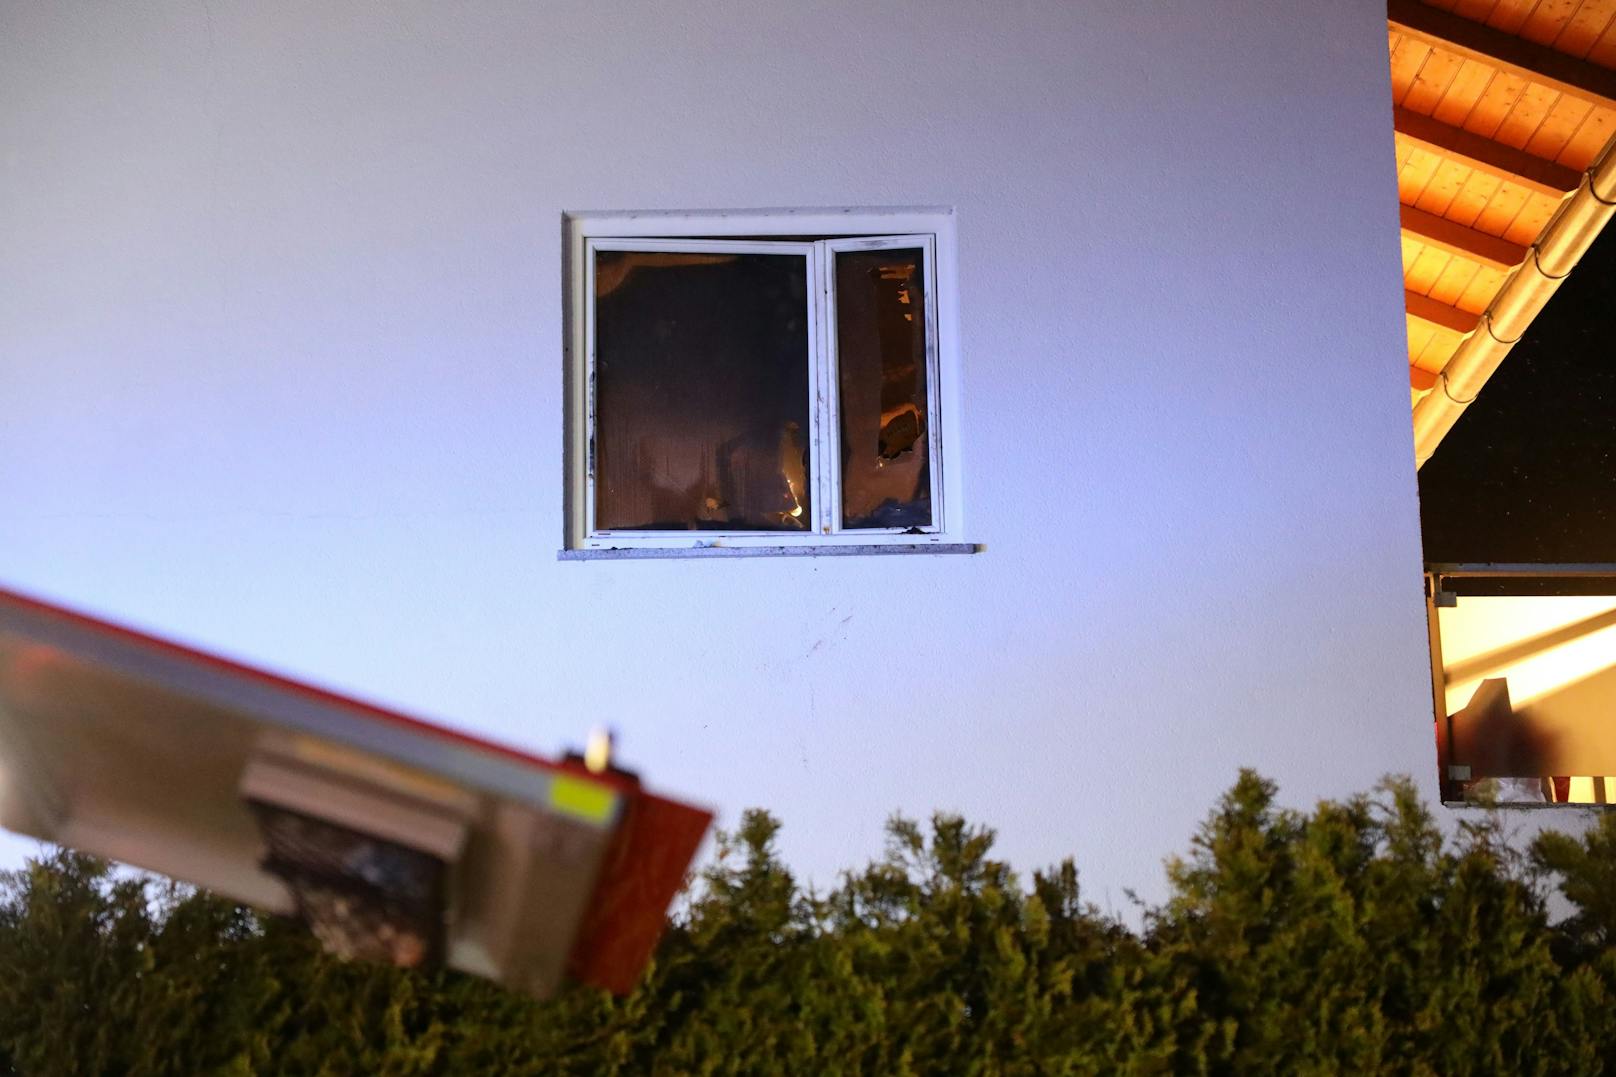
[1413,136,1616,467]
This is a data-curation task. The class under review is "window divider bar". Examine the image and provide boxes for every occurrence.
[816,239,843,535]
[808,240,826,536]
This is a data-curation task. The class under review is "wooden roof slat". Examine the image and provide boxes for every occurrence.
[1502,188,1562,241]
[1405,47,1470,112]
[1456,262,1510,312]
[1519,0,1583,47]
[1407,244,1458,294]
[1485,0,1538,34]
[1411,321,1460,370]
[1402,234,1425,275]
[1414,156,1477,213]
[1556,103,1616,165]
[1432,57,1505,124]
[1390,34,1437,104]
[1471,178,1538,235]
[1415,331,1461,371]
[1452,0,1503,20]
[1397,140,1449,203]
[1493,82,1564,149]
[1400,203,1533,267]
[1591,15,1616,66]
[1445,168,1505,225]
[1406,316,1440,365]
[1524,92,1595,158]
[1553,0,1616,57]
[1463,69,1530,138]
[1394,106,1584,194]
[1389,0,1616,110]
[1427,252,1487,307]
[1406,288,1482,335]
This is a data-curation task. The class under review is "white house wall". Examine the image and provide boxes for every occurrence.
[0,0,1430,907]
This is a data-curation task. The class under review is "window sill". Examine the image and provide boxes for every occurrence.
[557,542,980,561]
[1443,800,1616,811]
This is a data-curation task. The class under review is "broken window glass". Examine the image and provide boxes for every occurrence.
[834,248,932,529]
[593,250,812,531]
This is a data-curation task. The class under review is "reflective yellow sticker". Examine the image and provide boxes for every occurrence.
[548,774,618,825]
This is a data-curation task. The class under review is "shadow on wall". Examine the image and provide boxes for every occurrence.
[1445,664,1616,804]
[1437,592,1616,805]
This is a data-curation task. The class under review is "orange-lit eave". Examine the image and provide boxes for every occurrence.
[1412,142,1616,464]
[1386,0,1616,464]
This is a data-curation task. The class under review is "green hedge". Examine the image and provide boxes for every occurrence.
[3,772,1614,1075]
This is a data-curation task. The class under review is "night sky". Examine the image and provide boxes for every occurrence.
[1419,220,1616,566]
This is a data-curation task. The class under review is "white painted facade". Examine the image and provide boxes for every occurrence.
[0,1,1431,906]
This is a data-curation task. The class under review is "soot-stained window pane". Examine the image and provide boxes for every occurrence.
[836,248,931,529]
[594,250,811,531]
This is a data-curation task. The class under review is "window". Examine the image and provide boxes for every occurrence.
[1427,564,1616,807]
[563,209,967,556]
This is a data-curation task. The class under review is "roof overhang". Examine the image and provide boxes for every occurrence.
[1387,0,1616,465]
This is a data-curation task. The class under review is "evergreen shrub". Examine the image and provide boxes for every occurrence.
[2,772,1613,1075]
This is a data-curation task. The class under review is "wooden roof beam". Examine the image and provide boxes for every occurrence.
[1388,0,1616,112]
[1394,107,1582,197]
[1399,204,1529,270]
[1405,289,1478,337]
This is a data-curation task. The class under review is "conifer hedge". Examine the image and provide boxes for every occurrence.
[3,772,1614,1075]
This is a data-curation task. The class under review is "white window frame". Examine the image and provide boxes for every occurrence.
[563,208,965,556]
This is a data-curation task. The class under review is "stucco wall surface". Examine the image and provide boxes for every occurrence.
[0,0,1428,906]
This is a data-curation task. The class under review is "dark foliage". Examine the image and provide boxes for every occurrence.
[2,773,1614,1075]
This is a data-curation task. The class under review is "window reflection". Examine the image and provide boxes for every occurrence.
[835,248,931,529]
[593,250,811,531]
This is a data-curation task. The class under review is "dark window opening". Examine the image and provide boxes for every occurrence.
[594,251,812,532]
[836,248,932,529]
